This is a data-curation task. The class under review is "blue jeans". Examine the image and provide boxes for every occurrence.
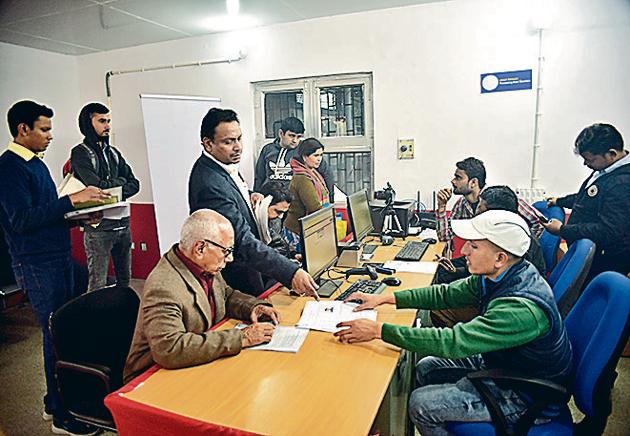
[408,355,528,436]
[12,255,76,419]
[84,227,131,292]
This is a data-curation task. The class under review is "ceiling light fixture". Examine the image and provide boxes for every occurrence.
[201,15,258,32]
[226,0,240,16]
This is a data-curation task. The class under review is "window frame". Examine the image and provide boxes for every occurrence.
[253,72,374,195]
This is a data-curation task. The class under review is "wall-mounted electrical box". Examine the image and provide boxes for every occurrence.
[397,138,414,159]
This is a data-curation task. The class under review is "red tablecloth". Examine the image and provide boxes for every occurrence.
[105,284,283,435]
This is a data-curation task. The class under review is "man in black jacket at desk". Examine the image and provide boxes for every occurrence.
[188,108,318,297]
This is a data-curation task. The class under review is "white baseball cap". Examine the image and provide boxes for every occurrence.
[451,210,531,257]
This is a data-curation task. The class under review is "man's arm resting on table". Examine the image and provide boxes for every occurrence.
[394,275,481,310]
[349,276,480,312]
[381,297,549,357]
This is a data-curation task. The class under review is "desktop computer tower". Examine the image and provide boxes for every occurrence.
[369,200,414,236]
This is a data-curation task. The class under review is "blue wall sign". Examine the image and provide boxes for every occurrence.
[481,69,532,93]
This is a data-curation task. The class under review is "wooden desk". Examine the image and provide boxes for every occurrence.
[106,240,443,436]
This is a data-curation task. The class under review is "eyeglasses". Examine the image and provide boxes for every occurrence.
[203,239,234,258]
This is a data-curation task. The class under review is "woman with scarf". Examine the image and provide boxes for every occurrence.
[283,138,330,252]
[252,181,300,260]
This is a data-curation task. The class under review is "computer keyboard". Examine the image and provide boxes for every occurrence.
[394,241,429,261]
[335,280,387,301]
[362,244,378,254]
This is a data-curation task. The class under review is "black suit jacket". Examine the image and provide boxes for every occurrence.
[188,154,298,294]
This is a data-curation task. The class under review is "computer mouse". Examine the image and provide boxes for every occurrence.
[381,276,401,286]
[381,234,394,246]
[422,238,438,244]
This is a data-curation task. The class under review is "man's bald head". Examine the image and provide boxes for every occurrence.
[180,209,233,252]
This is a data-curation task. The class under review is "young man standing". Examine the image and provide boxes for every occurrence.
[545,123,630,281]
[70,102,139,292]
[0,100,108,435]
[253,116,334,199]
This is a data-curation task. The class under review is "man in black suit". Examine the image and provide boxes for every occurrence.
[189,108,318,297]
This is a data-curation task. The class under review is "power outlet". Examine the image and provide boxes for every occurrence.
[397,138,414,159]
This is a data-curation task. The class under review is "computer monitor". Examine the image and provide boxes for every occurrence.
[299,205,338,282]
[347,189,374,243]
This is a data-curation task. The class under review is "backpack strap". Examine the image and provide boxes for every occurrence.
[80,143,99,172]
[108,145,120,169]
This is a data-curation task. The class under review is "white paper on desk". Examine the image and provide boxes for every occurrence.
[383,260,438,274]
[417,228,438,239]
[296,301,377,333]
[235,324,309,353]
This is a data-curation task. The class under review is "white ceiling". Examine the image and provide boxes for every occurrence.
[0,0,446,56]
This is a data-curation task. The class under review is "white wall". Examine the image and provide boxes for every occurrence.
[537,0,630,192]
[0,42,81,185]
[5,0,629,206]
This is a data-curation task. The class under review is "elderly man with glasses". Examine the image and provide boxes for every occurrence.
[123,209,280,383]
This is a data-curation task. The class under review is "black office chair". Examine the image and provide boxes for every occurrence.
[49,286,139,431]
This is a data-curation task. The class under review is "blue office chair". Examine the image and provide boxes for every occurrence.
[445,272,630,436]
[547,238,595,318]
[532,201,565,272]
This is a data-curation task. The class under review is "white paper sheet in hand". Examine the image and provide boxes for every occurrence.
[235,324,309,353]
[103,202,131,220]
[248,326,309,353]
[383,261,438,274]
[296,300,377,333]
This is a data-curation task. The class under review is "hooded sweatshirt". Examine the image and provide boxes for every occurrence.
[70,106,140,231]
[254,139,334,200]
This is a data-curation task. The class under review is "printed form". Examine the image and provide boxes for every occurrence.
[296,300,377,333]
[237,324,309,353]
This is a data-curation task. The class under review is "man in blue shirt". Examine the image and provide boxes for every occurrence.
[0,100,108,435]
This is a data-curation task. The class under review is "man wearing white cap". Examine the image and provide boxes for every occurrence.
[335,210,572,435]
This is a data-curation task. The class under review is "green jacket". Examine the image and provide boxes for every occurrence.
[381,275,550,358]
